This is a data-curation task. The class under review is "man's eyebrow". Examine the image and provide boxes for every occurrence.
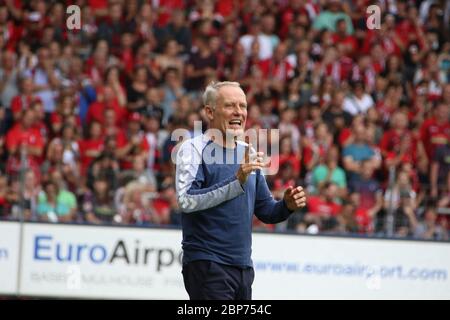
[223,100,247,105]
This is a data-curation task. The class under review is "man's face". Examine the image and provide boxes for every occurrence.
[436,104,449,120]
[22,78,33,94]
[262,15,275,33]
[103,87,114,102]
[50,170,63,186]
[38,49,50,66]
[324,184,337,200]
[110,4,122,21]
[104,110,116,126]
[353,124,366,142]
[393,112,407,130]
[22,110,35,128]
[172,10,184,26]
[333,92,344,107]
[337,20,346,34]
[206,86,247,140]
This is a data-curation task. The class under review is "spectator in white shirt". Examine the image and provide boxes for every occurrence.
[343,80,374,116]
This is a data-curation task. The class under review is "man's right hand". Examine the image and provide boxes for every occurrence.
[236,142,270,186]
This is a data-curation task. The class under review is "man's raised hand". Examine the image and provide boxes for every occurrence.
[236,140,270,186]
[283,186,307,211]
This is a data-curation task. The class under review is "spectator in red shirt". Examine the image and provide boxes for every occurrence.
[85,40,120,88]
[31,99,48,144]
[104,66,127,107]
[6,108,44,163]
[88,0,109,18]
[279,0,317,40]
[272,161,298,201]
[265,43,294,94]
[419,102,450,162]
[349,191,381,235]
[302,182,342,233]
[102,108,125,144]
[0,3,22,51]
[380,111,418,169]
[116,112,150,170]
[78,120,104,177]
[396,4,426,49]
[155,0,185,28]
[10,76,40,122]
[376,82,403,124]
[362,13,404,57]
[332,18,358,57]
[116,32,135,76]
[87,85,127,127]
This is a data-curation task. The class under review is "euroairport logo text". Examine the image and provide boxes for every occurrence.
[33,235,182,271]
[254,261,448,284]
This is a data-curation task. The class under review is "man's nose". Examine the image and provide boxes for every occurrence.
[233,105,244,116]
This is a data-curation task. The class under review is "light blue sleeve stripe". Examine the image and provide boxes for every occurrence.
[175,136,245,213]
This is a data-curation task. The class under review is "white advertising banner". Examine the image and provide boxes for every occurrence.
[0,221,20,295]
[252,233,450,300]
[19,223,187,299]
[6,222,450,299]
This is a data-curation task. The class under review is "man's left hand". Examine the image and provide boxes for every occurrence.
[284,186,307,212]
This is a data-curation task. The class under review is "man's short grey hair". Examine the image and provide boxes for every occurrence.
[203,81,241,109]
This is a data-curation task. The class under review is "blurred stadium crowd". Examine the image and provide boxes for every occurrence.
[0,0,449,240]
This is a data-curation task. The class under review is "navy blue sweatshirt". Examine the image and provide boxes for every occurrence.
[175,134,292,268]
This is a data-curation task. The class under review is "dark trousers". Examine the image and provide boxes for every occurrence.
[182,260,255,300]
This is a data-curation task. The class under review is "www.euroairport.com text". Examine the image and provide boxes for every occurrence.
[254,261,447,281]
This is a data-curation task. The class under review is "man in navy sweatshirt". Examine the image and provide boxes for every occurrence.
[175,81,306,300]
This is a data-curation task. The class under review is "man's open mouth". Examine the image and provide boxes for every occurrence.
[229,120,242,127]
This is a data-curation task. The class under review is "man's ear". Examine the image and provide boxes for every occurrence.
[204,105,214,122]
